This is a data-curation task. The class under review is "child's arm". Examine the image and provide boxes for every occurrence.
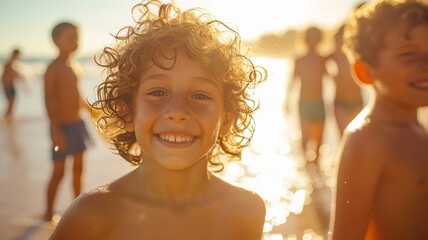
[330,131,387,240]
[285,60,299,115]
[44,65,66,151]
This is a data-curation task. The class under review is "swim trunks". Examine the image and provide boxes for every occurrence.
[3,86,16,98]
[299,99,325,122]
[334,99,363,112]
[51,119,91,161]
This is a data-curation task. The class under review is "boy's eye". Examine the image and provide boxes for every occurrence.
[148,90,167,97]
[192,93,211,100]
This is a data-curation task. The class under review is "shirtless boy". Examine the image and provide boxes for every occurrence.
[327,25,363,135]
[49,1,266,239]
[287,26,328,168]
[44,22,90,221]
[330,1,428,239]
[2,49,21,121]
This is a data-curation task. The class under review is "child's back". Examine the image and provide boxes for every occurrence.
[287,26,327,167]
[294,51,325,100]
[294,27,326,100]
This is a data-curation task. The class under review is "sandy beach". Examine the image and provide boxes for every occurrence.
[1,57,341,240]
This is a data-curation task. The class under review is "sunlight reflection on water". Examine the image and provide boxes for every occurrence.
[218,58,330,239]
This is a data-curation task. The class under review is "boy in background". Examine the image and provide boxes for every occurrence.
[44,22,91,221]
[327,25,363,136]
[286,26,328,169]
[2,49,22,122]
[330,1,428,239]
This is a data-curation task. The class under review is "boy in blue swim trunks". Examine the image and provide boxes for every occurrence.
[286,26,328,169]
[2,49,21,122]
[44,22,91,221]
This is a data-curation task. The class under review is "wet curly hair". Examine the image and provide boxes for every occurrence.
[343,0,428,65]
[92,0,266,171]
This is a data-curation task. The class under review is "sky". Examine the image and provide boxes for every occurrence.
[0,0,364,58]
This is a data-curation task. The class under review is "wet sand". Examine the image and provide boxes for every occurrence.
[0,58,339,240]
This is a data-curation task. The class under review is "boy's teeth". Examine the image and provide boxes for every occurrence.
[159,134,192,143]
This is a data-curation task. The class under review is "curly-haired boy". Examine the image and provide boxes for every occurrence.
[50,1,267,239]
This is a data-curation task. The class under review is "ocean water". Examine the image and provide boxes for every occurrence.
[1,56,339,239]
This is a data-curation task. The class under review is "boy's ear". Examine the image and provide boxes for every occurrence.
[219,112,234,136]
[353,61,374,85]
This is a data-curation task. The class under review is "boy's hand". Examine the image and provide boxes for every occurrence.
[52,129,67,152]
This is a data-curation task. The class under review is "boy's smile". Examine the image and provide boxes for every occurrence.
[132,51,228,171]
[157,132,196,145]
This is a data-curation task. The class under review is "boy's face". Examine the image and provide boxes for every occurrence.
[369,24,428,107]
[132,51,229,171]
[54,27,78,54]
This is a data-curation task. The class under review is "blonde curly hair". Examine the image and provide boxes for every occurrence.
[343,0,428,65]
[92,0,266,171]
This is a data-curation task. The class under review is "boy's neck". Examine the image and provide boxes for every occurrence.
[136,161,211,204]
[58,51,72,61]
[371,95,419,124]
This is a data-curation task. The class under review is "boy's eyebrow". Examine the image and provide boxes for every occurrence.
[141,74,220,88]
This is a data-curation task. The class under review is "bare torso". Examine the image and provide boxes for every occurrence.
[294,53,326,100]
[329,52,362,101]
[47,59,81,123]
[333,111,428,240]
[89,193,244,240]
[49,169,265,240]
[365,122,428,239]
[2,60,19,90]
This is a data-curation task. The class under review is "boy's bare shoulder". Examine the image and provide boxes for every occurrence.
[45,59,62,75]
[211,174,265,218]
[341,117,393,166]
[49,185,127,240]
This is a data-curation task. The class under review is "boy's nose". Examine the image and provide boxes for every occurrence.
[164,97,190,122]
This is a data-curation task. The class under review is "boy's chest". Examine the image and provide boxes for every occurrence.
[382,133,428,189]
[107,203,241,240]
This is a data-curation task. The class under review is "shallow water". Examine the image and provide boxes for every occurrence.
[0,57,339,240]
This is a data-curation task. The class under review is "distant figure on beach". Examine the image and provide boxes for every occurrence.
[286,26,327,168]
[330,1,428,239]
[49,1,266,239]
[44,22,91,221]
[326,25,364,136]
[1,49,22,122]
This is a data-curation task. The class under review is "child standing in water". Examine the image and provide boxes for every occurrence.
[2,49,22,122]
[44,22,91,221]
[327,25,363,136]
[49,1,266,239]
[287,26,327,168]
[330,0,428,239]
